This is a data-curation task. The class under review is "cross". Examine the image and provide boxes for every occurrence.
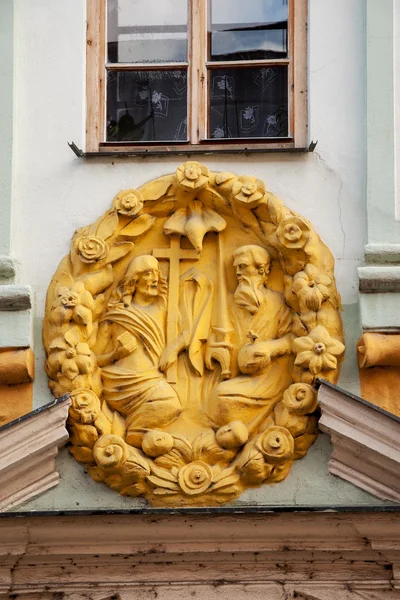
[153,234,199,384]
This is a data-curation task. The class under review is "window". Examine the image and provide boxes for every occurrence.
[86,0,307,153]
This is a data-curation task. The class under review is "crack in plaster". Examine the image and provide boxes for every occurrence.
[313,152,346,258]
[336,180,346,259]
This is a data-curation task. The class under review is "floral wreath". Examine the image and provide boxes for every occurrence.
[43,162,344,507]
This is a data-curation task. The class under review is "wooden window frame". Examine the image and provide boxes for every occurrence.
[86,0,308,154]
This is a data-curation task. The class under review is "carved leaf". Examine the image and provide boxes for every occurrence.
[154,447,188,469]
[119,214,156,238]
[80,265,114,296]
[210,467,240,492]
[120,482,148,497]
[112,411,126,438]
[74,305,92,328]
[231,202,264,237]
[87,465,105,482]
[104,242,134,265]
[101,400,115,423]
[140,175,175,201]
[69,423,98,448]
[147,476,180,491]
[94,412,112,436]
[149,462,179,483]
[96,210,119,240]
[64,326,81,347]
[69,445,95,464]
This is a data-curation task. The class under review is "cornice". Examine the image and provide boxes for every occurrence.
[0,512,399,598]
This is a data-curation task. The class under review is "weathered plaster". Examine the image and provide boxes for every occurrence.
[0,0,14,263]
[366,0,398,245]
[0,512,400,599]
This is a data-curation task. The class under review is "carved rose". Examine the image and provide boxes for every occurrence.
[176,161,210,190]
[276,216,310,249]
[52,281,94,329]
[113,189,144,216]
[178,461,213,495]
[142,430,174,457]
[232,176,266,208]
[69,389,101,424]
[76,236,109,264]
[93,434,129,469]
[293,326,345,375]
[256,426,294,464]
[282,383,318,416]
[216,421,249,449]
[292,264,332,311]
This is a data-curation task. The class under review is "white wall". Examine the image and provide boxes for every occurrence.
[12,0,366,402]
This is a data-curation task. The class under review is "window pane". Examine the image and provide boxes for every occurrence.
[209,0,288,61]
[209,67,288,139]
[107,70,188,142]
[107,0,188,63]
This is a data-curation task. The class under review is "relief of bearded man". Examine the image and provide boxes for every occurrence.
[208,245,294,427]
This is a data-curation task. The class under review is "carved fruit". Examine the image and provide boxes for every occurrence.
[216,421,249,449]
[142,430,174,457]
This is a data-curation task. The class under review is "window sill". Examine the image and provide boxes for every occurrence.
[69,140,317,158]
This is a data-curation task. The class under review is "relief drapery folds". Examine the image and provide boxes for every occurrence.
[43,162,344,506]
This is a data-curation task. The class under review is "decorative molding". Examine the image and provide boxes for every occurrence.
[364,244,400,264]
[0,396,70,511]
[318,380,400,502]
[0,512,399,598]
[359,266,400,292]
[0,284,32,310]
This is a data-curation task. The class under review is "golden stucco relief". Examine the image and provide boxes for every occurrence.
[43,163,344,506]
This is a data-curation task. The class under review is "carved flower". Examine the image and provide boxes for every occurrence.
[178,461,214,495]
[276,216,310,249]
[216,421,249,449]
[93,434,129,469]
[47,329,95,381]
[69,388,101,424]
[164,200,226,253]
[232,176,266,208]
[176,161,210,190]
[52,281,94,328]
[112,189,144,216]
[76,235,109,264]
[282,383,318,416]
[256,426,294,464]
[142,430,174,457]
[292,265,332,311]
[293,326,345,375]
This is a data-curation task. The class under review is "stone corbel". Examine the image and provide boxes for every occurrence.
[0,396,70,511]
[318,380,400,502]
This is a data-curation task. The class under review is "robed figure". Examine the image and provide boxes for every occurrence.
[95,255,213,446]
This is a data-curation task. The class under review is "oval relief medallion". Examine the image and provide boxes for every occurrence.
[43,163,344,506]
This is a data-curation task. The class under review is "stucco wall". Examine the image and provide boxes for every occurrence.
[9,0,387,510]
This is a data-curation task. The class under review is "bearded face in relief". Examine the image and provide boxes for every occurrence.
[233,245,271,315]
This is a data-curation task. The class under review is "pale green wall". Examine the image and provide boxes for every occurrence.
[0,0,13,259]
[366,0,398,245]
